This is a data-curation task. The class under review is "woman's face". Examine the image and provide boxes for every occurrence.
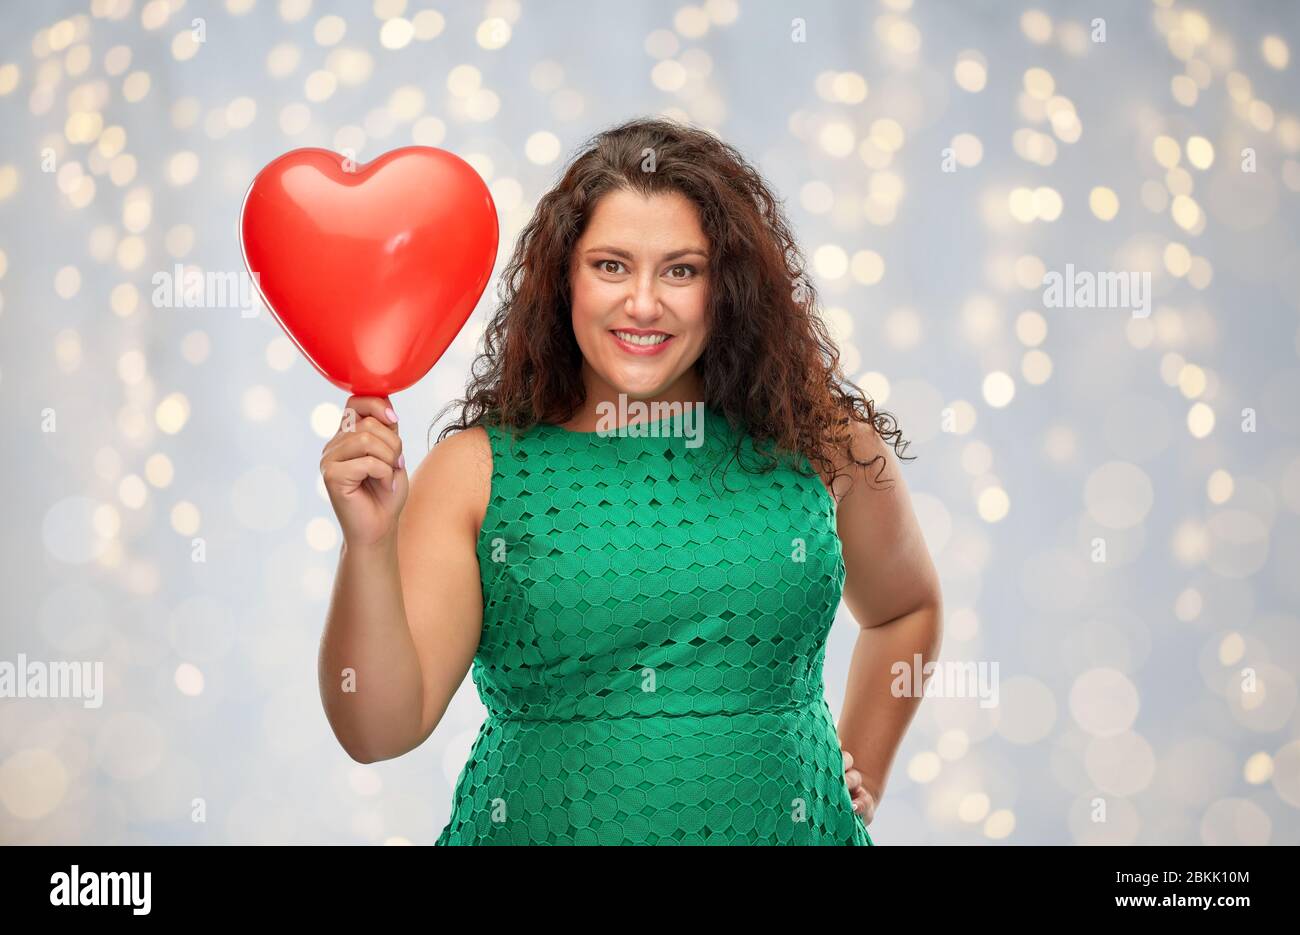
[569,187,710,402]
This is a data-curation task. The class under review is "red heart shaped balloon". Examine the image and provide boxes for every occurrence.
[239,146,498,395]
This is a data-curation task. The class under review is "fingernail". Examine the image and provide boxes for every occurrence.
[385,407,397,423]
[398,453,405,470]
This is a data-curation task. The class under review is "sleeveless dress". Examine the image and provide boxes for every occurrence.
[434,405,873,845]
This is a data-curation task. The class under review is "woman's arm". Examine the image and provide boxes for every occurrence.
[318,418,489,764]
[831,418,944,816]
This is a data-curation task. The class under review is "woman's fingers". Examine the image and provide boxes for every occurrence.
[328,427,399,469]
[322,454,395,492]
[852,789,876,821]
[344,415,403,462]
[341,394,398,429]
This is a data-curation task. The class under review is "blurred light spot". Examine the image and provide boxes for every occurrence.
[856,371,890,405]
[1186,135,1214,169]
[0,63,20,95]
[54,265,81,298]
[884,306,921,350]
[1206,469,1233,504]
[818,121,855,157]
[982,371,1014,407]
[953,50,987,92]
[111,282,138,316]
[117,348,146,384]
[155,392,190,433]
[306,517,339,551]
[951,133,982,167]
[476,17,511,50]
[1164,241,1192,276]
[171,30,201,62]
[958,792,990,822]
[1260,35,1289,70]
[1200,799,1271,845]
[984,810,1015,839]
[380,18,414,50]
[1178,362,1207,398]
[118,473,147,508]
[0,750,68,820]
[1243,752,1272,785]
[165,224,195,258]
[830,71,867,103]
[175,662,205,696]
[171,500,201,535]
[412,10,445,39]
[1020,9,1052,44]
[907,751,941,783]
[305,69,337,102]
[1023,66,1054,99]
[1171,194,1201,230]
[1187,401,1215,438]
[851,249,884,285]
[977,486,1009,522]
[1153,134,1180,168]
[524,130,561,164]
[1089,186,1118,220]
[1022,349,1052,384]
[1174,587,1202,622]
[1016,310,1047,345]
[145,453,174,487]
[813,244,848,279]
[869,118,904,152]
[267,42,300,77]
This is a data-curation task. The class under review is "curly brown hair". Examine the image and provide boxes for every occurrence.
[432,116,912,492]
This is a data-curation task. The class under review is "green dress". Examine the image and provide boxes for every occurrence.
[435,404,873,845]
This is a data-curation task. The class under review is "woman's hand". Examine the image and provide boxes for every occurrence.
[320,395,407,549]
[842,749,877,823]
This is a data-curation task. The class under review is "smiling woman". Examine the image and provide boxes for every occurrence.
[317,116,943,846]
[564,187,712,408]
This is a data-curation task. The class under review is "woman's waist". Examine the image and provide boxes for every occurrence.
[480,689,830,724]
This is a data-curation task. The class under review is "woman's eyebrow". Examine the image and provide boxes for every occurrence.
[584,245,709,260]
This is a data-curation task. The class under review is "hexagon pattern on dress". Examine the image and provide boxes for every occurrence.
[435,406,873,845]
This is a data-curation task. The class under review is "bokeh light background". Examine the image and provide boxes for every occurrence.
[2,0,1299,845]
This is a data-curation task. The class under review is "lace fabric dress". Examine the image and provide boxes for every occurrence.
[434,405,873,845]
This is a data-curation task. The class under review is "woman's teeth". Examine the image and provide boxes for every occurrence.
[614,331,670,346]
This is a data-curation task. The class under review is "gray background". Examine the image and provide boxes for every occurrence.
[1,0,1298,844]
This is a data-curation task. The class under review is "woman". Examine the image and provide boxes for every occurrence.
[317,118,943,845]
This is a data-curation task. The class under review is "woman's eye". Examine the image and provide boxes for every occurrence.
[595,260,697,278]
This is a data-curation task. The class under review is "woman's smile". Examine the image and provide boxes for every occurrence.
[609,328,676,355]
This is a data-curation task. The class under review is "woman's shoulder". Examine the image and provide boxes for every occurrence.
[408,423,493,537]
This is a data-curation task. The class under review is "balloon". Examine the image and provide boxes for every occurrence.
[239,146,498,396]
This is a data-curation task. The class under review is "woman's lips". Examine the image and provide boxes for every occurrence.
[609,330,675,356]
